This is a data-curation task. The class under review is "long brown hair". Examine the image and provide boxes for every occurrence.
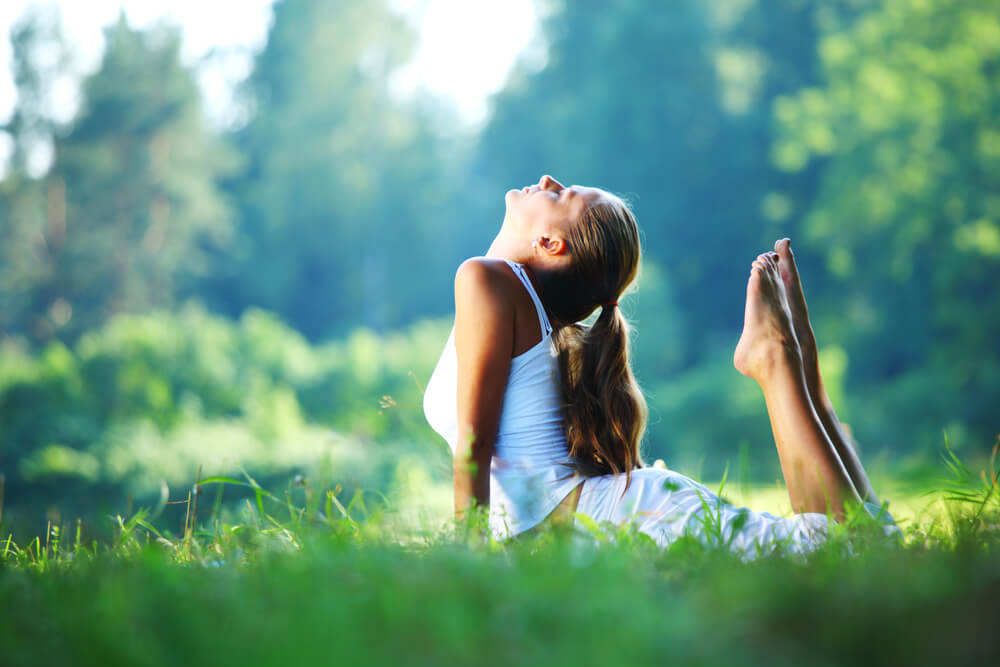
[535,195,647,485]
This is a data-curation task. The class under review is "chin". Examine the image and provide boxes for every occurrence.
[503,189,522,213]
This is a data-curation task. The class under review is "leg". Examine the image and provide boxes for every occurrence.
[773,239,879,504]
[734,252,862,520]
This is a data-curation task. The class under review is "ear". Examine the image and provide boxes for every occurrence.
[536,235,568,257]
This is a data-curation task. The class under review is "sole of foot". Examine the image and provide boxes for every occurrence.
[734,252,798,382]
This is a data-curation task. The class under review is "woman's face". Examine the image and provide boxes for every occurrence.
[504,175,608,237]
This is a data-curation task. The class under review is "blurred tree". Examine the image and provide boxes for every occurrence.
[0,12,233,343]
[0,7,72,340]
[215,0,458,339]
[0,173,47,339]
[717,0,862,314]
[774,0,1000,451]
[0,5,74,176]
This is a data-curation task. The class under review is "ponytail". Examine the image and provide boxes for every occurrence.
[554,306,647,484]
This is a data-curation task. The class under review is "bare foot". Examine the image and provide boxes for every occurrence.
[734,252,800,383]
[773,239,821,388]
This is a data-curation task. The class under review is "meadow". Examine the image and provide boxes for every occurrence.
[2,445,997,667]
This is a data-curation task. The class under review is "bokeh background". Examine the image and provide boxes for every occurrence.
[1,0,998,534]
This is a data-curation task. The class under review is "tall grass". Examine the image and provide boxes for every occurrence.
[1,443,998,667]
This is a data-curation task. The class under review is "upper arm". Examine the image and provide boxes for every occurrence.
[453,258,515,458]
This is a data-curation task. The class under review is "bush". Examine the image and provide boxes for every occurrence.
[0,304,452,523]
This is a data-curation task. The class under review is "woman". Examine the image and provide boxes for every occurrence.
[424,175,893,555]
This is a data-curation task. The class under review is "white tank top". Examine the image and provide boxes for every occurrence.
[423,259,584,539]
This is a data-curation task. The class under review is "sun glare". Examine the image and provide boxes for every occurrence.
[0,0,540,129]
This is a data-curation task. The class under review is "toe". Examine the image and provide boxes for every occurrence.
[774,238,792,256]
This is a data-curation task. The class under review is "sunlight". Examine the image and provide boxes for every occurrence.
[0,0,539,129]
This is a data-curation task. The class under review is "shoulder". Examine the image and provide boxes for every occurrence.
[453,258,518,358]
[454,257,520,304]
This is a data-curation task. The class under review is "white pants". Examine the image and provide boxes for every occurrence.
[574,468,895,558]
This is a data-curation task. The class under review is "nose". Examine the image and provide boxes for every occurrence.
[539,175,564,192]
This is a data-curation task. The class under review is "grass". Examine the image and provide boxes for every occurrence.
[1,445,998,667]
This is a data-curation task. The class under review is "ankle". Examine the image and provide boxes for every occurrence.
[753,338,803,385]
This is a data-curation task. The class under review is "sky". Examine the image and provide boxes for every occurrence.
[0,0,541,133]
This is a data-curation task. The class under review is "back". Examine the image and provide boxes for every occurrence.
[423,260,584,538]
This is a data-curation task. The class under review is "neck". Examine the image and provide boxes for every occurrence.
[485,228,533,264]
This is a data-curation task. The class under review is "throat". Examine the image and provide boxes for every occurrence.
[485,233,532,262]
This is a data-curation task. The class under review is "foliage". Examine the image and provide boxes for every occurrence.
[774,0,1000,453]
[0,306,452,527]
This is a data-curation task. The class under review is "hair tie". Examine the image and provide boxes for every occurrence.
[601,301,618,308]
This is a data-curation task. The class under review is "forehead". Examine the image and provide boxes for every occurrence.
[569,185,610,204]
[557,186,614,231]
[569,185,614,211]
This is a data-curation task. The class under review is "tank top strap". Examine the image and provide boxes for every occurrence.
[503,259,553,338]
